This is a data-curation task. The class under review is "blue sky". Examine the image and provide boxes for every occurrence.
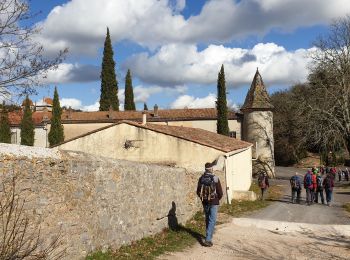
[26,0,349,111]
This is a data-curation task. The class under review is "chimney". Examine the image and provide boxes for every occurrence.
[142,112,147,125]
[108,105,114,119]
[68,106,72,119]
[153,104,158,117]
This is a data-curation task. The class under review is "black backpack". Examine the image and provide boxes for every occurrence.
[290,177,299,189]
[316,176,323,190]
[199,174,217,202]
[324,176,331,189]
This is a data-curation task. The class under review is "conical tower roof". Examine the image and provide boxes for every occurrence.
[241,69,273,111]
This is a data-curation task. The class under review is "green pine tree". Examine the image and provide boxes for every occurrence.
[20,96,35,146]
[124,69,136,110]
[99,27,119,111]
[216,64,229,136]
[143,103,148,111]
[0,106,11,143]
[48,87,64,146]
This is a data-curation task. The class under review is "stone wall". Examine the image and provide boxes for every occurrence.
[0,144,207,259]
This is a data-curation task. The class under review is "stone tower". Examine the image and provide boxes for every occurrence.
[241,69,275,177]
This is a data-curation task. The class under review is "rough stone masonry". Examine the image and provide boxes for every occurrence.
[0,144,204,259]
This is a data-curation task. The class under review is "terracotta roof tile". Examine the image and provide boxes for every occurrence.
[8,111,52,125]
[8,108,240,126]
[61,108,239,122]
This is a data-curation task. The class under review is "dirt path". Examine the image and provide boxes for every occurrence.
[159,167,350,260]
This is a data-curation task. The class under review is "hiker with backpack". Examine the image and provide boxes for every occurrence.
[315,172,325,204]
[196,162,223,247]
[323,173,335,206]
[304,170,313,206]
[258,172,269,200]
[311,169,318,203]
[290,172,302,204]
[345,168,349,181]
[338,169,342,182]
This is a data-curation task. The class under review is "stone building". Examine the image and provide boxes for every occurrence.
[55,120,253,203]
[241,69,275,176]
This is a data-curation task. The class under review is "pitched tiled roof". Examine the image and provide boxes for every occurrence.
[57,120,252,153]
[8,111,51,126]
[8,108,240,126]
[241,69,274,110]
[61,108,239,123]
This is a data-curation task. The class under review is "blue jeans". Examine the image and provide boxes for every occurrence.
[325,189,333,203]
[203,204,218,242]
[305,187,312,205]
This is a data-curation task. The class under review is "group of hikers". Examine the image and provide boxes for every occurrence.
[196,163,347,247]
[337,168,350,182]
[257,165,344,206]
[289,166,336,206]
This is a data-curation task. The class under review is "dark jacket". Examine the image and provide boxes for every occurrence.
[258,173,269,189]
[196,171,223,205]
[323,175,335,191]
[290,175,301,190]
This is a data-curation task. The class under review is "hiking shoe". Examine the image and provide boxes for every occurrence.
[203,241,213,247]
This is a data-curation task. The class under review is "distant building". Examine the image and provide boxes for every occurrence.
[35,97,53,112]
[6,71,275,176]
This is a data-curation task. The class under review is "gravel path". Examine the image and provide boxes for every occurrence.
[160,167,350,260]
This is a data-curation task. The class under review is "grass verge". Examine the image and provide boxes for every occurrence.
[220,181,283,217]
[87,182,283,260]
[86,211,205,260]
[343,203,350,214]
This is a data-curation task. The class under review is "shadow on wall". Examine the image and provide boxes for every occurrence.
[161,201,205,246]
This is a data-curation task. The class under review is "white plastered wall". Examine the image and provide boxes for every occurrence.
[57,123,224,172]
[224,147,253,203]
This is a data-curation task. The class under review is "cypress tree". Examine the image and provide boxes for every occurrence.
[143,103,148,111]
[20,96,35,146]
[216,64,229,136]
[124,69,136,110]
[48,87,64,146]
[0,106,11,143]
[99,27,119,111]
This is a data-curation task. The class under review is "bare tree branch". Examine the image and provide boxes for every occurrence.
[0,0,67,100]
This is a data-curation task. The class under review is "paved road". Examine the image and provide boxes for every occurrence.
[160,167,350,260]
[250,167,350,224]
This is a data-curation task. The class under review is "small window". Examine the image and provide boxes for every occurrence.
[229,131,236,138]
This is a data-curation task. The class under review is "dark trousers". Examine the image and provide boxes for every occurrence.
[305,188,313,205]
[261,188,267,200]
[325,189,333,203]
[315,189,325,204]
[291,188,301,203]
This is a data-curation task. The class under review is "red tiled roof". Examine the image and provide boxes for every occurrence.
[43,97,53,105]
[61,108,239,123]
[8,111,52,125]
[8,108,240,126]
[56,120,252,153]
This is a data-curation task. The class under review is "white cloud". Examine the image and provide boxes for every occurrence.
[133,85,187,103]
[42,63,99,84]
[35,0,350,54]
[59,98,100,111]
[125,42,313,87]
[57,85,187,111]
[170,93,239,109]
[170,93,216,109]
